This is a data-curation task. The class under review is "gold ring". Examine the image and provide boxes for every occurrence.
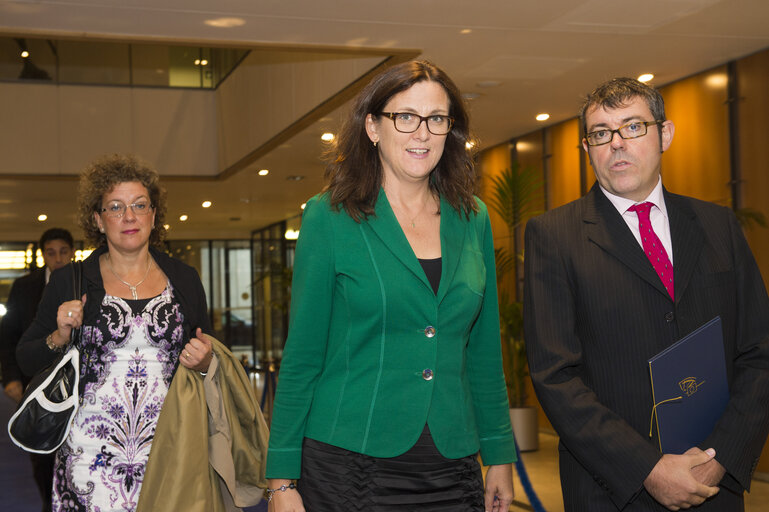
[184,351,190,358]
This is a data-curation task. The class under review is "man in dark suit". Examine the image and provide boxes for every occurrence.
[1,228,74,512]
[524,77,769,511]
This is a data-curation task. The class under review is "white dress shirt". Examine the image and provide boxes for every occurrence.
[599,176,673,264]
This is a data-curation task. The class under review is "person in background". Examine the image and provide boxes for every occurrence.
[524,77,769,511]
[1,228,74,512]
[265,60,516,512]
[17,155,213,512]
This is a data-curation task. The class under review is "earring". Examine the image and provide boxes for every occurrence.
[99,227,105,233]
[373,141,378,148]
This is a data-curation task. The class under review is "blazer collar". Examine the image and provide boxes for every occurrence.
[583,184,703,303]
[366,188,467,302]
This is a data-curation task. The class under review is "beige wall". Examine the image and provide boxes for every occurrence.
[0,82,217,175]
[215,51,383,172]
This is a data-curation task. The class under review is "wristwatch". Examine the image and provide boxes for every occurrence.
[45,333,65,352]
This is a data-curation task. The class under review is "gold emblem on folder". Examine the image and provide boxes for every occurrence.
[678,377,705,397]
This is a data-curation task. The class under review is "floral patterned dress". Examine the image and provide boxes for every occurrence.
[52,285,185,512]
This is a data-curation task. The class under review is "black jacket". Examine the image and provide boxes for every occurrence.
[17,245,212,377]
[0,268,46,386]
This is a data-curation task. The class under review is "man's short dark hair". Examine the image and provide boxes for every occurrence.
[39,228,74,251]
[580,77,666,135]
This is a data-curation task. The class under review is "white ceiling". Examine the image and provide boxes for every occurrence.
[1,0,768,241]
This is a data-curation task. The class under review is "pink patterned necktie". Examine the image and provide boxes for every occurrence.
[628,202,674,300]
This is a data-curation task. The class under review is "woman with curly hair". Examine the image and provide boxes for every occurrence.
[265,60,516,512]
[18,154,213,511]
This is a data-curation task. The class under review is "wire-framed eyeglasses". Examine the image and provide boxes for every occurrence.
[379,112,454,135]
[99,200,154,218]
[585,120,662,146]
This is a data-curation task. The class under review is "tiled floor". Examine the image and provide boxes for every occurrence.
[504,431,769,511]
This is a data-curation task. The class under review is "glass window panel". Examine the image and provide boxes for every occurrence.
[57,40,130,85]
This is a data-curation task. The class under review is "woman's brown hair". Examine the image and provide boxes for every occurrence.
[78,154,167,248]
[324,60,477,221]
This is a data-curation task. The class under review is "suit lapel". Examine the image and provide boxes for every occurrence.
[664,190,704,304]
[583,185,671,299]
[365,188,433,293]
[436,195,467,303]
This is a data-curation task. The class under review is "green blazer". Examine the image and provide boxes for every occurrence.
[266,189,516,478]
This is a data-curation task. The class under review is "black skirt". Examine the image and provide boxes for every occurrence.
[298,425,484,512]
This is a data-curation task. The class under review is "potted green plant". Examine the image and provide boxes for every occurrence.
[488,163,543,451]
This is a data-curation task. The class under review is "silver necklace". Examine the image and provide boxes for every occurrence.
[106,254,152,300]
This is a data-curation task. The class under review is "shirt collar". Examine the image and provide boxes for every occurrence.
[599,175,668,219]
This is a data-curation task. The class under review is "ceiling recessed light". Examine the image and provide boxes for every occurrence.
[285,229,300,240]
[476,80,502,88]
[37,214,47,221]
[536,113,550,122]
[21,50,29,58]
[466,141,476,149]
[638,73,654,83]
[179,214,188,221]
[163,224,170,230]
[204,17,246,28]
[460,29,472,34]
[321,132,335,141]
[301,203,307,210]
[258,169,269,176]
[462,92,480,100]
[201,200,212,208]
[194,59,201,65]
[200,59,208,66]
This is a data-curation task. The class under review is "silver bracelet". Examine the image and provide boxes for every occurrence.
[264,482,296,502]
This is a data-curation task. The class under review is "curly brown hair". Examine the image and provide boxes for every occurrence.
[324,60,478,221]
[78,154,167,248]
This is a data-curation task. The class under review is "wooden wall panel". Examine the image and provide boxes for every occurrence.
[736,48,769,475]
[478,142,512,249]
[659,67,731,204]
[549,118,582,209]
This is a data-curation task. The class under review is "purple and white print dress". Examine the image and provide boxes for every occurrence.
[52,285,185,512]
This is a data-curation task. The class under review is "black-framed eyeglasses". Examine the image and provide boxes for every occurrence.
[99,200,154,218]
[379,112,455,135]
[585,120,662,146]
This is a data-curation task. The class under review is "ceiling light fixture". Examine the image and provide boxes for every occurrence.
[301,203,307,210]
[466,141,476,150]
[536,113,550,122]
[321,132,335,141]
[200,59,208,66]
[163,224,170,230]
[204,17,246,28]
[258,169,269,176]
[202,200,212,208]
[194,59,201,65]
[37,214,47,221]
[21,50,29,58]
[638,73,654,83]
[460,29,472,34]
[462,92,480,100]
[179,214,188,221]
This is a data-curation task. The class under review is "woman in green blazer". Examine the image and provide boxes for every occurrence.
[265,60,516,512]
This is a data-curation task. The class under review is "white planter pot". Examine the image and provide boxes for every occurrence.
[510,407,539,452]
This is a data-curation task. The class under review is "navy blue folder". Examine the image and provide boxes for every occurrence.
[647,317,729,454]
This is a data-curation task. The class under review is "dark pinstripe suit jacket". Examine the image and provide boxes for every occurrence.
[524,183,769,511]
